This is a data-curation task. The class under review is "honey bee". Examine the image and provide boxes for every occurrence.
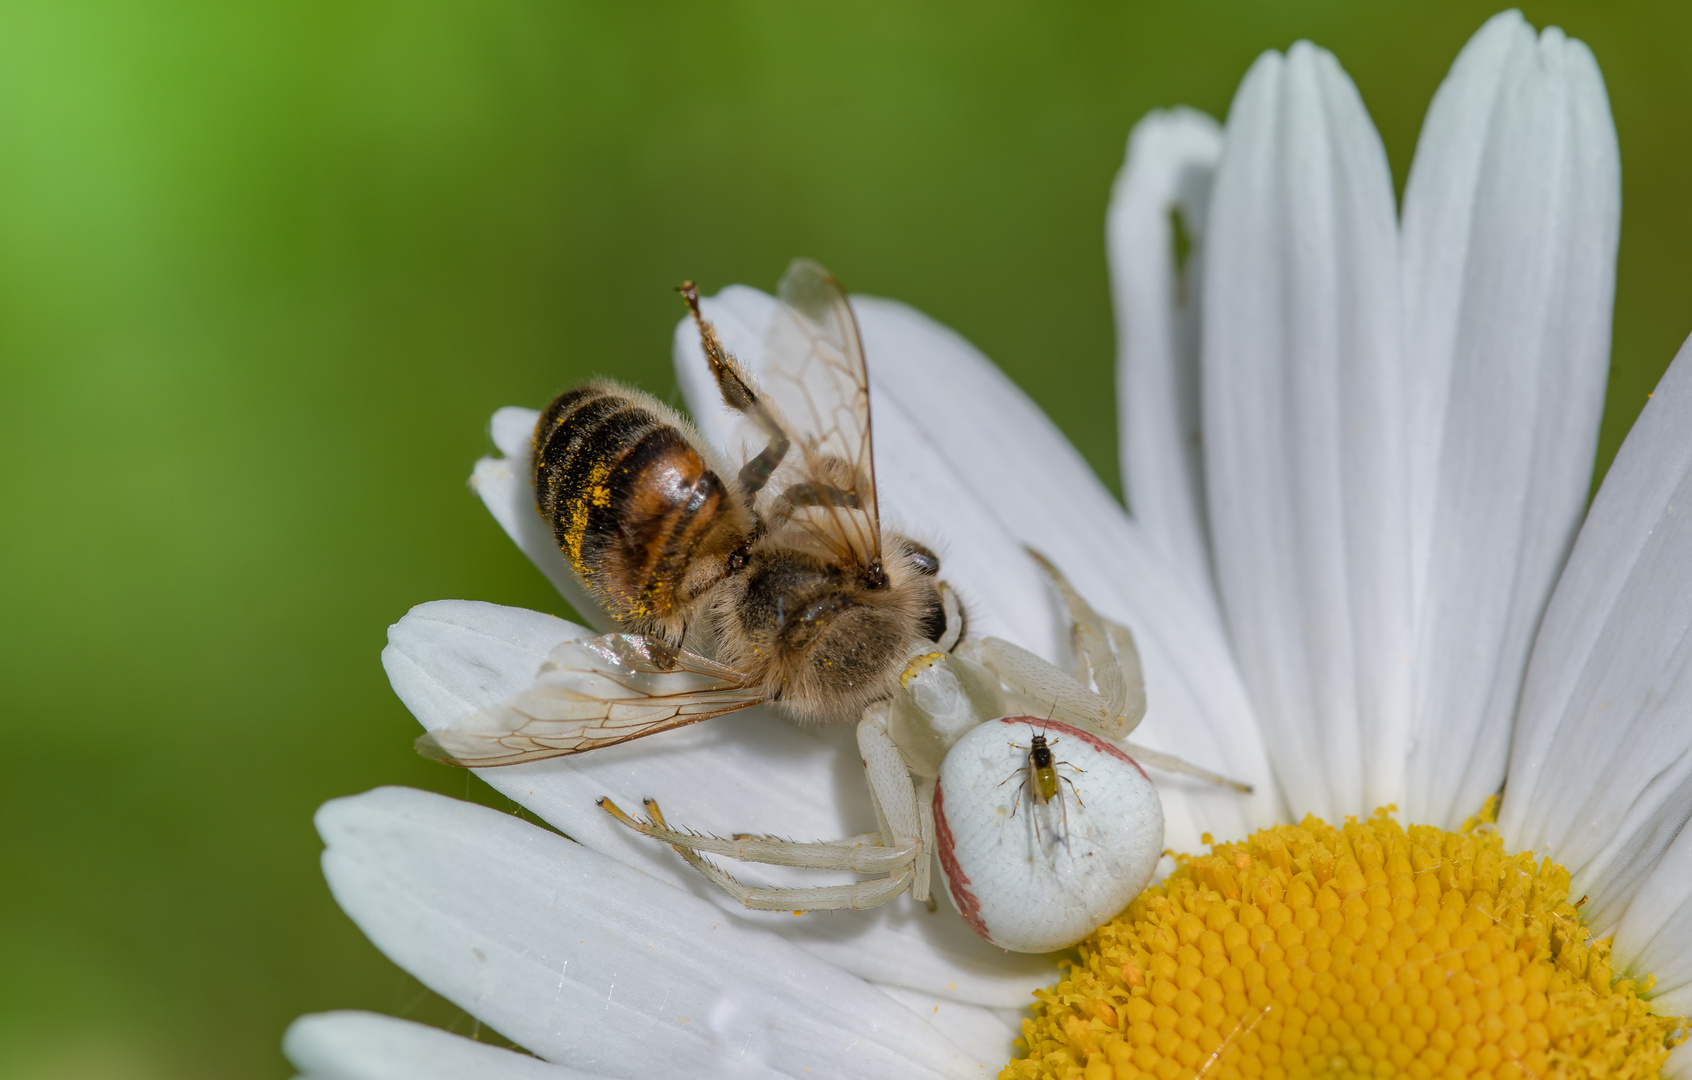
[418,258,962,767]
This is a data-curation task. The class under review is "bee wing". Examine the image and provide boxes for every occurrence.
[757,258,881,568]
[416,633,769,767]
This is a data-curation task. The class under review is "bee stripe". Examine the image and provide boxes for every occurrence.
[532,383,730,623]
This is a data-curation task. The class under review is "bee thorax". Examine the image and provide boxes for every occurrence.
[711,543,933,725]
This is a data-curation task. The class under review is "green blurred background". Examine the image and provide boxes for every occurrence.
[1,1,1687,1076]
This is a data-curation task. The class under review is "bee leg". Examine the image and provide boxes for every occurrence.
[678,281,791,496]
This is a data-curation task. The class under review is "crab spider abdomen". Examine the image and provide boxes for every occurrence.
[932,716,1164,954]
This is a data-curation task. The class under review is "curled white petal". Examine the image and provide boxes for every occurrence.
[1108,106,1222,606]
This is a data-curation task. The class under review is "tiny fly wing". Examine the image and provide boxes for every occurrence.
[757,258,881,569]
[416,632,769,767]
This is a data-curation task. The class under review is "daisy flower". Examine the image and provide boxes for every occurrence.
[286,11,1692,1079]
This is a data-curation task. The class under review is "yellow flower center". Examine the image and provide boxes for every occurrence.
[1002,803,1687,1080]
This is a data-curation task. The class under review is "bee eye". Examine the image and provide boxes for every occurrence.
[904,541,940,576]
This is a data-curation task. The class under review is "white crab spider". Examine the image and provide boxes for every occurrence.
[603,555,1250,952]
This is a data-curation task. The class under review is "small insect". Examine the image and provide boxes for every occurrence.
[1002,728,1084,851]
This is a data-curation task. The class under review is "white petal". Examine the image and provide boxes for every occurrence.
[1501,338,1692,943]
[1613,818,1692,1016]
[1202,43,1411,821]
[1107,106,1223,606]
[1399,11,1527,603]
[491,405,539,460]
[285,1011,606,1080]
[383,599,1058,1006]
[317,786,991,1079]
[671,287,1058,659]
[845,295,1282,850]
[469,411,611,632]
[876,985,1020,1067]
[1399,15,1621,827]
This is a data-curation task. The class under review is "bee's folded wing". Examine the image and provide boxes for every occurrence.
[758,259,882,570]
[416,633,768,767]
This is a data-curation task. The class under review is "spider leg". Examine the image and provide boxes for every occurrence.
[1027,548,1147,732]
[687,861,917,912]
[1120,740,1253,792]
[600,798,917,873]
[860,701,928,902]
[599,701,931,911]
[603,798,917,911]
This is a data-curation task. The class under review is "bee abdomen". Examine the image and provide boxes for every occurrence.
[533,381,741,626]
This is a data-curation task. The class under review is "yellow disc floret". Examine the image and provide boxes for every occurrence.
[1003,806,1687,1080]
